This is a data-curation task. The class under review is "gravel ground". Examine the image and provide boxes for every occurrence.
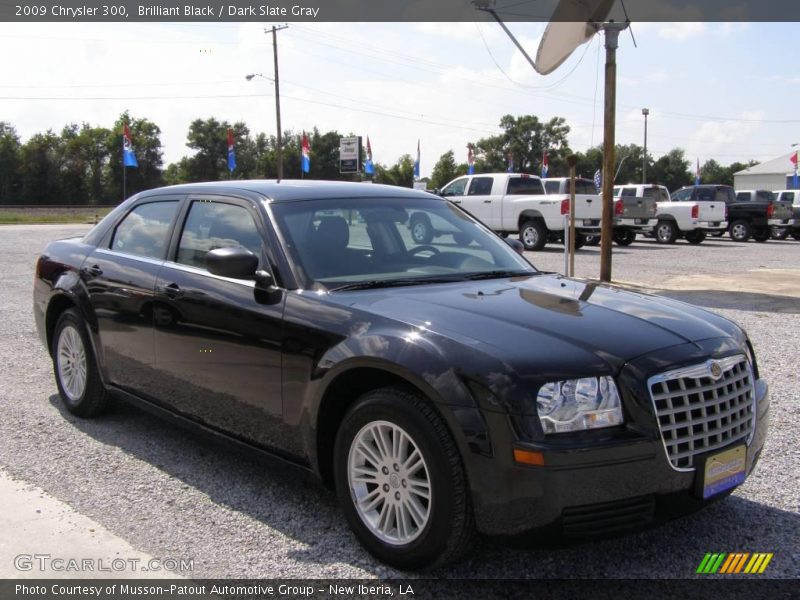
[0,224,797,580]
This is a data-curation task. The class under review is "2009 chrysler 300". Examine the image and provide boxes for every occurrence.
[34,180,769,569]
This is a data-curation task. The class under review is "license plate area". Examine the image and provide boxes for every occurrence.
[697,445,747,499]
[635,218,645,225]
[583,219,594,226]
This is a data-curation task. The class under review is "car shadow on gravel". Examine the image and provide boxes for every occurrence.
[657,290,800,314]
[48,393,798,578]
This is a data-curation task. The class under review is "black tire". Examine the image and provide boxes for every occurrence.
[573,233,586,250]
[684,230,706,245]
[519,220,547,251]
[409,213,434,244]
[729,220,751,242]
[613,228,636,246]
[333,388,475,570]
[52,308,109,417]
[770,227,789,240]
[752,229,770,243]
[793,230,800,241]
[654,220,678,244]
[584,234,600,246]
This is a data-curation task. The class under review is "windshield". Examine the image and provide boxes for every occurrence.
[271,196,535,290]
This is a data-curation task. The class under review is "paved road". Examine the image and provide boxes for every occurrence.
[1,224,797,579]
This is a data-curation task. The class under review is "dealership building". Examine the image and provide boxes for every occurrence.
[733,152,798,191]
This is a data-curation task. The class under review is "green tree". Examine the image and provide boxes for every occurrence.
[375,154,416,187]
[652,148,692,192]
[0,123,22,204]
[106,112,163,201]
[19,131,64,205]
[429,150,459,189]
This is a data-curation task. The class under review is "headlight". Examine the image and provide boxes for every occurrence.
[536,376,623,434]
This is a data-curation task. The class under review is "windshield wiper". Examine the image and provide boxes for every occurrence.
[460,269,537,281]
[329,276,465,292]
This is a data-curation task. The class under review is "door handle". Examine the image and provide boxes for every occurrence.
[157,282,183,298]
[452,199,462,204]
[83,264,102,277]
[483,199,492,203]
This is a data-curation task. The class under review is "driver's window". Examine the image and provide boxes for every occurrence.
[441,178,468,197]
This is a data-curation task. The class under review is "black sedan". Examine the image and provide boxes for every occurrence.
[33,180,769,569]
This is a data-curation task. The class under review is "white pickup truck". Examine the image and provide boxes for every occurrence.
[429,173,601,251]
[653,184,728,244]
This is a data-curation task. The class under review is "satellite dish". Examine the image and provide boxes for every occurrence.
[534,0,616,75]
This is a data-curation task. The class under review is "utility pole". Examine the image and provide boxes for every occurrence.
[599,23,627,284]
[270,25,288,180]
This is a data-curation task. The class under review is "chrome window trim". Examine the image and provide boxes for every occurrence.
[95,248,165,267]
[161,260,257,289]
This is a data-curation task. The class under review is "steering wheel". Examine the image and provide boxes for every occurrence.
[409,245,441,256]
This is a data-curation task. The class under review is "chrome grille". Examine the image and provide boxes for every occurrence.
[648,355,755,471]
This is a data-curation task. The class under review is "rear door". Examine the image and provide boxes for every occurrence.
[152,194,289,451]
[82,196,182,398]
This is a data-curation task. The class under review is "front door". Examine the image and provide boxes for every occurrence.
[152,195,288,452]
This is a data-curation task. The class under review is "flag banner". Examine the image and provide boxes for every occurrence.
[541,150,549,177]
[414,140,420,179]
[695,157,701,185]
[467,145,474,175]
[301,132,311,174]
[594,169,602,192]
[227,128,236,172]
[365,136,374,175]
[123,124,138,168]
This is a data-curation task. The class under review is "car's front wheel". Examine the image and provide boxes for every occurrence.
[613,228,636,246]
[52,308,109,417]
[655,221,678,244]
[771,226,789,240]
[334,388,474,570]
[684,230,706,245]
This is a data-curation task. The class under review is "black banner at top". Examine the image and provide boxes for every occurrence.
[3,0,800,22]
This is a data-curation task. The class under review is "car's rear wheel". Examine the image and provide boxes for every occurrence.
[684,230,706,245]
[334,388,474,570]
[409,213,434,244]
[729,220,751,242]
[519,220,547,251]
[613,228,636,246]
[655,221,678,244]
[52,308,108,417]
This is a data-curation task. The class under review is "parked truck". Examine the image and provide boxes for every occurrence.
[611,184,660,245]
[429,173,602,251]
[769,190,800,240]
[656,184,728,244]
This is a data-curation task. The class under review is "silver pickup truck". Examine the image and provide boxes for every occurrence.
[611,184,660,245]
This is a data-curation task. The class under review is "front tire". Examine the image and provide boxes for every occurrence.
[333,388,474,570]
[613,228,636,246]
[771,227,789,240]
[52,308,108,417]
[684,230,706,245]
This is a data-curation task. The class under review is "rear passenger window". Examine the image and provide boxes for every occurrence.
[576,180,597,195]
[696,188,715,201]
[620,188,637,197]
[177,201,263,270]
[111,201,177,259]
[544,181,560,194]
[756,191,775,202]
[507,177,545,195]
[468,177,494,195]
[736,192,749,201]
[783,192,795,202]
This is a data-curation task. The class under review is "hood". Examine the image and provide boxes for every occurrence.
[330,274,742,375]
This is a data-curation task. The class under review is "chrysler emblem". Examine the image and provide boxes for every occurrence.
[708,360,723,380]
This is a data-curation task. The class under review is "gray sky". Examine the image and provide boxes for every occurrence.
[1,21,797,175]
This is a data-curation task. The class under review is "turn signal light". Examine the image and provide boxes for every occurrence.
[513,448,545,466]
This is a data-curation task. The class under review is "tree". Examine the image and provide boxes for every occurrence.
[0,123,22,204]
[651,148,692,192]
[429,150,460,189]
[700,159,726,186]
[19,131,64,205]
[105,112,163,201]
[375,154,415,188]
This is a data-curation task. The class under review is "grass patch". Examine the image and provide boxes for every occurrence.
[0,209,112,224]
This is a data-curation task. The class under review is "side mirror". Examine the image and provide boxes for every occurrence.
[206,247,258,279]
[505,237,525,256]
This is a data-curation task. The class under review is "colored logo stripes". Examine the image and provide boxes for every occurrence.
[696,552,773,574]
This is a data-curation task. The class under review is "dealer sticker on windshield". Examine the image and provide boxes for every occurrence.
[703,445,746,499]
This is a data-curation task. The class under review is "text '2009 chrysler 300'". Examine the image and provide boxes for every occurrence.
[33,180,769,569]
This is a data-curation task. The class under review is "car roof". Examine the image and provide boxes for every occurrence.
[136,179,442,203]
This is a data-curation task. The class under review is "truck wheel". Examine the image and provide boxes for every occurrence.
[613,229,636,246]
[52,308,109,418]
[334,388,475,570]
[573,233,586,250]
[519,220,547,251]
[752,229,770,243]
[793,230,800,241]
[684,230,706,245]
[655,221,678,244]
[409,213,434,244]
[729,220,751,242]
[771,227,789,240]
[584,234,600,246]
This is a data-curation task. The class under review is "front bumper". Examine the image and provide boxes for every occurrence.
[466,352,769,537]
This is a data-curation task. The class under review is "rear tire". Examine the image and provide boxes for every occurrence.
[52,308,108,417]
[684,230,706,245]
[655,220,678,244]
[729,220,751,242]
[333,388,475,570]
[613,228,636,246]
[519,220,547,251]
